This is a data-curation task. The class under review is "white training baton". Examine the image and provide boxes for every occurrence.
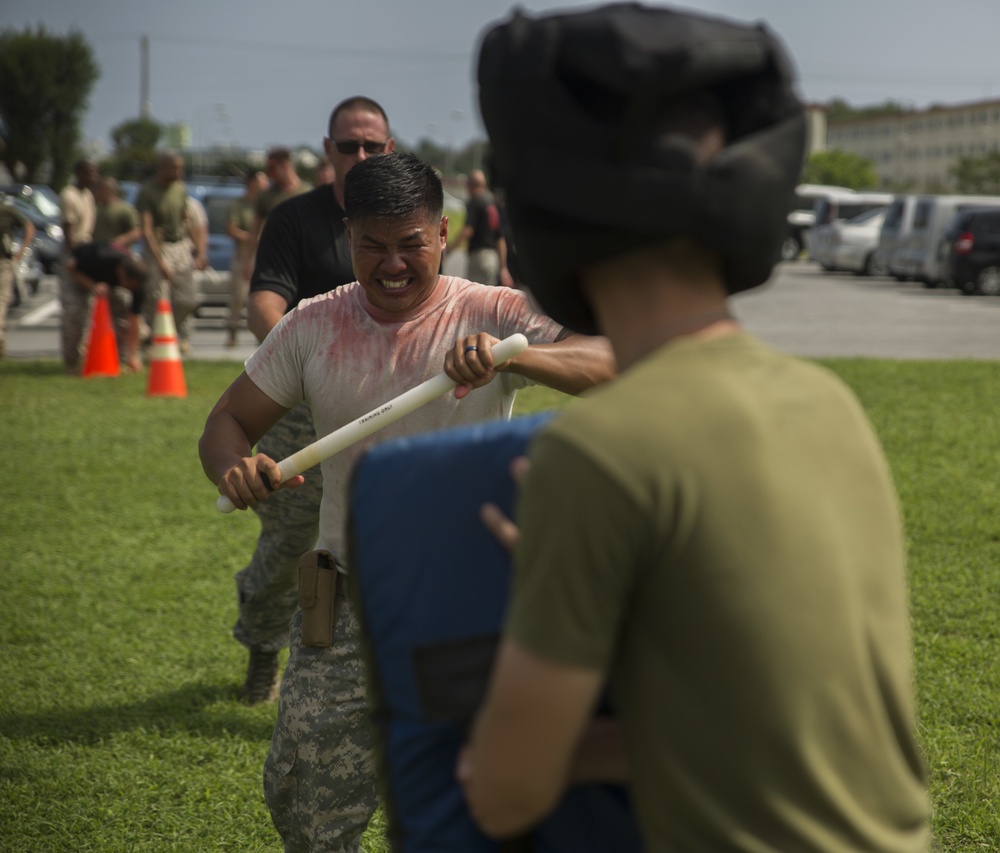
[216,333,530,514]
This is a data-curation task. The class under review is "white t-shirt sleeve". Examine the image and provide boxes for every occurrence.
[244,309,307,409]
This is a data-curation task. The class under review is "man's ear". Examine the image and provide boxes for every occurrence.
[439,216,449,246]
[386,137,396,154]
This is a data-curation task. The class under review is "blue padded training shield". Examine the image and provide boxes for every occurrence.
[348,413,641,853]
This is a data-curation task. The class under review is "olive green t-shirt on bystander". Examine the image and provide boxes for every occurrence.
[136,180,187,243]
[93,200,139,244]
[253,183,311,221]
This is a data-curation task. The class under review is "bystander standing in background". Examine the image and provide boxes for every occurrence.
[58,159,97,373]
[137,151,195,352]
[225,170,268,347]
[0,197,34,359]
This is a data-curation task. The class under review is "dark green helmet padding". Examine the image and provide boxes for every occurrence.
[477,2,807,334]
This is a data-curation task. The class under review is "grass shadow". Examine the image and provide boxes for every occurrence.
[0,359,66,377]
[0,681,276,746]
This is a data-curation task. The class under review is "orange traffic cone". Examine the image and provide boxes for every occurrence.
[146,298,187,398]
[82,294,120,378]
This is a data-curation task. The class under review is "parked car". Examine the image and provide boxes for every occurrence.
[938,206,1000,295]
[0,182,62,223]
[784,183,854,260]
[0,192,63,274]
[808,190,893,270]
[875,195,918,280]
[893,194,1000,287]
[829,207,889,275]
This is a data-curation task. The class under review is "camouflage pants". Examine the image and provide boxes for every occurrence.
[233,402,323,652]
[263,602,378,852]
[142,239,195,341]
[59,271,135,369]
[0,259,13,349]
[59,266,91,370]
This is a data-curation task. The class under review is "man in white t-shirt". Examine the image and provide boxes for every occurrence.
[59,159,98,250]
[199,152,614,852]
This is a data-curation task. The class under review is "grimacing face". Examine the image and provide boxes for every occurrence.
[347,209,448,317]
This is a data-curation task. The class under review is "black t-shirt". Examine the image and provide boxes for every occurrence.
[250,185,355,311]
[72,242,144,315]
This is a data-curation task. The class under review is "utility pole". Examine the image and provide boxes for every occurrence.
[140,35,151,118]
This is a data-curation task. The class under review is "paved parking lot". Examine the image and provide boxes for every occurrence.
[7,261,1000,361]
[734,262,1000,360]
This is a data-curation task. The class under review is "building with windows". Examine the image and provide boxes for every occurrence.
[826,98,1000,192]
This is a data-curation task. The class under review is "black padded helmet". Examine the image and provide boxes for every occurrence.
[477,3,806,334]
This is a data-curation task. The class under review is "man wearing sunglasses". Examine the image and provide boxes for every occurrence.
[230,97,396,711]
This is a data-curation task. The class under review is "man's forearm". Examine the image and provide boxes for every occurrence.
[504,334,616,396]
[243,217,263,278]
[115,227,142,248]
[18,223,36,261]
[142,225,166,271]
[199,414,255,486]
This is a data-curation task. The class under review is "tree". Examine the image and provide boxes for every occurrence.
[411,137,449,173]
[825,98,914,123]
[951,152,1000,195]
[0,26,99,188]
[802,149,878,190]
[107,116,163,181]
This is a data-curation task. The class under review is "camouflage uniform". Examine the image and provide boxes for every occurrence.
[58,183,96,370]
[136,179,194,342]
[143,239,196,341]
[233,402,323,652]
[58,266,91,370]
[264,600,378,853]
[0,202,30,355]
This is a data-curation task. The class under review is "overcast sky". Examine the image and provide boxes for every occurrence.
[5,0,1000,155]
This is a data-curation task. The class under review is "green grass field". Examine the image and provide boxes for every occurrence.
[1,357,998,850]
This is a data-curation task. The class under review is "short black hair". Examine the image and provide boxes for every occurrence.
[266,147,292,164]
[344,153,443,222]
[328,96,390,139]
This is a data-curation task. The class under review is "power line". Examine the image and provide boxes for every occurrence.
[92,31,467,63]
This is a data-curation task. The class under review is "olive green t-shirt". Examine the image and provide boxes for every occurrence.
[507,332,930,852]
[136,180,188,242]
[228,196,255,234]
[92,199,139,244]
[254,182,311,221]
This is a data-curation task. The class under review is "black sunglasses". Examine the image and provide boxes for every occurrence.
[331,139,387,155]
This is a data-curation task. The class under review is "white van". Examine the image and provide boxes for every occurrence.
[894,194,1000,286]
[784,184,854,260]
[808,190,894,269]
[876,195,918,280]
